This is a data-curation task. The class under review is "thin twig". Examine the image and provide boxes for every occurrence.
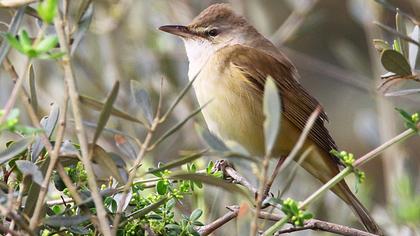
[198,205,240,236]
[51,14,112,236]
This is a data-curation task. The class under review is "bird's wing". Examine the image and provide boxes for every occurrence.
[218,44,338,159]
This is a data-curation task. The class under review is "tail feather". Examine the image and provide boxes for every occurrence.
[335,181,383,235]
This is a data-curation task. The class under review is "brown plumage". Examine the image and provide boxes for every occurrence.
[160,3,382,235]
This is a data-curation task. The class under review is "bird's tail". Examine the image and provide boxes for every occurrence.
[334,181,384,235]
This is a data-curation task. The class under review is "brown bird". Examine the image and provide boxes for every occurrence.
[159,3,382,234]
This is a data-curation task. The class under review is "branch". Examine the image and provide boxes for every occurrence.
[274,219,377,236]
[198,206,240,236]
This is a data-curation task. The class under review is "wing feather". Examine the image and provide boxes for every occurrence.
[218,44,338,160]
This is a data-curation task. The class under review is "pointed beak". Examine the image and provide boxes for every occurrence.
[159,25,195,38]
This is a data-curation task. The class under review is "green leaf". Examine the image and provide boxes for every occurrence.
[90,144,125,184]
[130,80,153,124]
[189,209,202,221]
[15,160,44,186]
[380,49,411,76]
[19,30,32,52]
[4,33,24,53]
[125,197,167,220]
[195,124,228,152]
[372,39,390,53]
[37,0,57,23]
[92,81,119,145]
[44,215,89,227]
[156,180,168,195]
[0,137,34,165]
[35,35,58,54]
[263,77,281,154]
[79,95,143,124]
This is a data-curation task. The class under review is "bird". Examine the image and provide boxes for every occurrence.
[159,3,382,234]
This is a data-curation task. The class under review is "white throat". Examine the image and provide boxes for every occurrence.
[183,38,218,80]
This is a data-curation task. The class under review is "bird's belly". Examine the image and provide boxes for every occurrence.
[192,69,300,157]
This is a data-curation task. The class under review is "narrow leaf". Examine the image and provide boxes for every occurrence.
[195,124,228,152]
[44,215,90,227]
[385,88,420,97]
[92,81,119,145]
[71,3,93,55]
[408,25,419,69]
[28,64,38,115]
[15,160,44,186]
[0,7,25,65]
[396,10,408,59]
[79,95,143,124]
[146,150,206,174]
[35,35,58,54]
[130,80,153,124]
[90,144,125,184]
[151,102,209,148]
[374,21,420,48]
[0,137,34,165]
[162,74,198,120]
[31,103,60,162]
[380,49,411,76]
[263,77,281,154]
[125,197,167,219]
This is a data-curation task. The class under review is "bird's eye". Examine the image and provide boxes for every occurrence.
[207,29,219,37]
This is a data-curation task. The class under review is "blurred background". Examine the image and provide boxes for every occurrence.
[0,0,419,235]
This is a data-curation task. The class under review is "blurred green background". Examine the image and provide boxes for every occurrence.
[0,0,419,235]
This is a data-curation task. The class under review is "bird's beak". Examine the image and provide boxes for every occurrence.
[159,25,195,38]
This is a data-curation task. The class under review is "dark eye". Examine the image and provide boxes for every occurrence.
[207,29,219,37]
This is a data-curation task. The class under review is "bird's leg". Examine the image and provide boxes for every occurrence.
[212,160,258,195]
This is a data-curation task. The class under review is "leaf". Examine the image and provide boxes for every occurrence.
[170,172,253,202]
[396,10,408,59]
[15,160,44,186]
[130,80,153,124]
[37,0,57,24]
[189,209,202,221]
[146,150,206,174]
[92,81,119,145]
[162,74,198,120]
[4,33,23,53]
[31,103,60,162]
[380,49,411,76]
[19,30,32,53]
[0,7,25,65]
[28,64,38,115]
[408,25,419,69]
[71,3,93,55]
[44,215,89,227]
[374,21,420,48]
[156,180,168,195]
[125,197,168,220]
[0,137,34,165]
[225,140,250,157]
[35,35,58,54]
[372,39,391,53]
[151,103,209,149]
[263,77,281,154]
[385,88,420,97]
[79,95,143,124]
[90,144,125,184]
[195,124,228,152]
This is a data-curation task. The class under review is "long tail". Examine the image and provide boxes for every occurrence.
[301,148,383,235]
[336,181,384,235]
